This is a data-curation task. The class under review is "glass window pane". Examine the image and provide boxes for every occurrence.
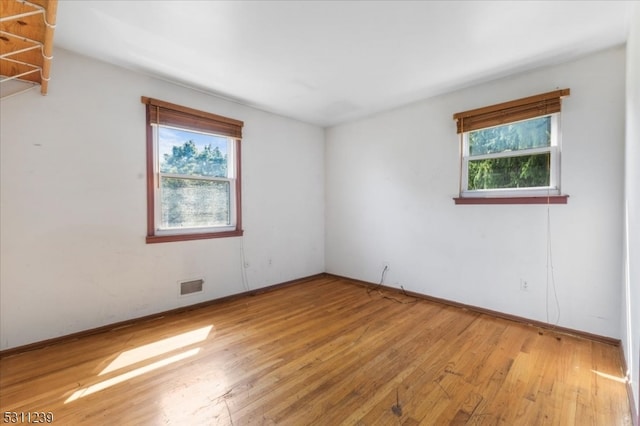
[469,116,551,156]
[160,178,230,228]
[468,153,550,190]
[158,126,228,178]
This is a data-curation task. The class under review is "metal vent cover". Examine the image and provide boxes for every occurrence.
[180,279,204,296]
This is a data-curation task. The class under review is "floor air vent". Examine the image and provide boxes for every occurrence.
[180,279,204,296]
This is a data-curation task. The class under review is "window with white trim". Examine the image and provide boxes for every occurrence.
[142,97,243,243]
[453,89,570,204]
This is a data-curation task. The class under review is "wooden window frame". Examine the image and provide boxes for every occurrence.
[453,89,570,205]
[142,97,244,243]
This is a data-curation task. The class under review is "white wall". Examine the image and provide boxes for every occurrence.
[326,47,625,338]
[622,2,640,417]
[0,48,325,350]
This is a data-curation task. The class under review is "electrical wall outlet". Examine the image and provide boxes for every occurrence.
[383,262,390,272]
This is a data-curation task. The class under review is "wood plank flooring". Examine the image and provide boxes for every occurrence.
[0,275,632,425]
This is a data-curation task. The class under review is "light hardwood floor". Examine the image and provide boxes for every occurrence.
[0,275,632,425]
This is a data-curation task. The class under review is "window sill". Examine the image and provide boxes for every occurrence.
[146,229,244,244]
[453,195,569,205]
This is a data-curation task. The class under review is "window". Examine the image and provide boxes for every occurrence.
[142,97,243,243]
[453,89,570,205]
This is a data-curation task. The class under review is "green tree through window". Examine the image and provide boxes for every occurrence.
[467,116,552,190]
[161,140,228,177]
[159,133,231,229]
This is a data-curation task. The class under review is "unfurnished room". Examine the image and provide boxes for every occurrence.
[0,1,639,425]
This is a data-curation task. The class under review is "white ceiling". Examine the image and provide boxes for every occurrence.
[53,1,634,127]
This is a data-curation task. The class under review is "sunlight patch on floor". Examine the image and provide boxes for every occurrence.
[64,325,214,404]
[65,348,201,403]
[100,325,213,375]
[592,369,628,383]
